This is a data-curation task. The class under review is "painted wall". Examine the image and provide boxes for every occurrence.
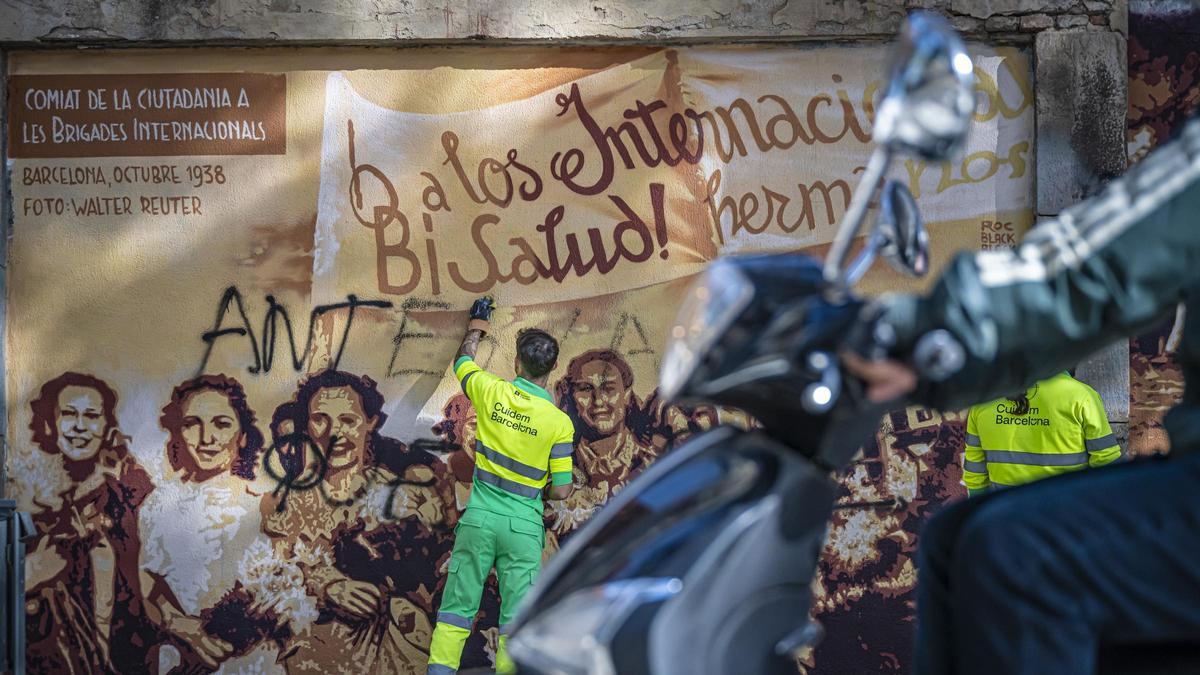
[1126,1,1199,456]
[5,45,1032,673]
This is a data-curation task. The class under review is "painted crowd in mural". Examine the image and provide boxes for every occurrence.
[19,351,716,674]
[6,41,1035,673]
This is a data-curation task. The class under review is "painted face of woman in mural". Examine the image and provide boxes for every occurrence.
[180,389,244,475]
[55,385,108,462]
[308,385,377,472]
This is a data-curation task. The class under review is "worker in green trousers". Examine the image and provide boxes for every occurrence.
[427,297,575,675]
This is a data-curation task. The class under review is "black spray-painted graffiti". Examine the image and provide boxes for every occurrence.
[386,297,506,377]
[260,426,440,518]
[193,287,669,520]
[196,286,394,376]
[198,288,662,380]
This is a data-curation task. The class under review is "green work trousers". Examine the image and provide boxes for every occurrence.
[427,508,544,675]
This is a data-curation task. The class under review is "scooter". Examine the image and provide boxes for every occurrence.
[505,12,975,675]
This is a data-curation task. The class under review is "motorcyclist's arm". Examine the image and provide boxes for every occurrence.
[876,120,1200,411]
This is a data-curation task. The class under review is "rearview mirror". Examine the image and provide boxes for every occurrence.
[872,11,975,160]
[877,180,928,277]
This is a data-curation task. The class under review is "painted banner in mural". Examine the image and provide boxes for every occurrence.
[6,43,1032,674]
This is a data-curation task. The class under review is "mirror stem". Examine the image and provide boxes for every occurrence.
[822,146,892,290]
[844,230,887,286]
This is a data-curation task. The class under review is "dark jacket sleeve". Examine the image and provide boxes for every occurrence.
[878,118,1200,411]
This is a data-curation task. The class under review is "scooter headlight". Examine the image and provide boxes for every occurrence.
[508,578,682,675]
[660,259,755,401]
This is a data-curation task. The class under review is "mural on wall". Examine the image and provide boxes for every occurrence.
[1127,1,1199,456]
[6,43,1032,673]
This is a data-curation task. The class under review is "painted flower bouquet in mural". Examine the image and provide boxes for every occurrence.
[199,587,301,665]
[203,538,322,660]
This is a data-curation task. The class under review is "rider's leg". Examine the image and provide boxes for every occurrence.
[942,455,1200,675]
[914,494,992,675]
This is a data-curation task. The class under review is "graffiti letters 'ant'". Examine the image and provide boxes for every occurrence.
[196,286,393,377]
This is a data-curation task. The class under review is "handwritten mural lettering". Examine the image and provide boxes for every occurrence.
[549,80,875,198]
[904,140,1030,199]
[705,168,855,244]
[348,118,674,297]
[972,57,1034,123]
[439,131,543,207]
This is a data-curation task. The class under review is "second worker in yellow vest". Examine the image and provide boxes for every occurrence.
[963,372,1121,496]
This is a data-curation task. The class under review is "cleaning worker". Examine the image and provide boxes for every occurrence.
[962,371,1122,495]
[427,297,575,675]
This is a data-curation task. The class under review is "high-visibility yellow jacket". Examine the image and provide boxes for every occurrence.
[963,372,1121,494]
[454,356,575,524]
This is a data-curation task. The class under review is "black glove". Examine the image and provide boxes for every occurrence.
[469,296,496,322]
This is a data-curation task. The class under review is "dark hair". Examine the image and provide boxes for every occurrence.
[268,400,307,479]
[292,370,388,466]
[30,372,119,456]
[1005,393,1031,416]
[555,349,649,448]
[517,328,560,379]
[563,349,634,389]
[1006,380,1041,417]
[159,374,264,481]
[271,401,302,436]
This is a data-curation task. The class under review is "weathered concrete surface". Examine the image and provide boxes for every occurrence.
[0,0,895,43]
[951,0,1079,20]
[1076,339,1131,423]
[1036,27,1129,420]
[1035,29,1128,214]
[0,49,8,488]
[1111,421,1129,455]
[1109,0,1128,37]
[0,0,1111,43]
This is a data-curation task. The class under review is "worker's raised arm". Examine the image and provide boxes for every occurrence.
[455,296,494,363]
[453,296,499,403]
